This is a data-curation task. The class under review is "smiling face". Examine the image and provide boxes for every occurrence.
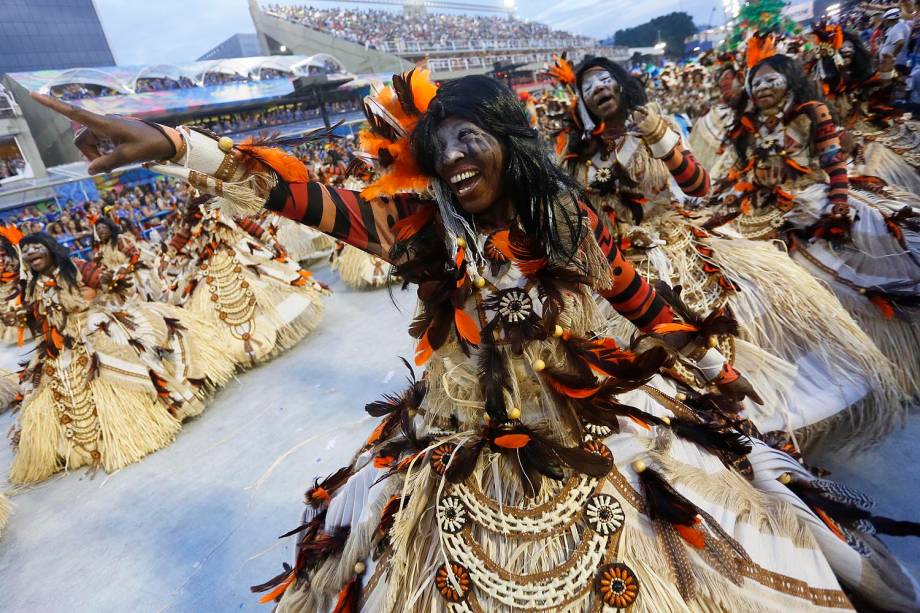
[749,65,788,111]
[580,67,623,120]
[23,242,52,274]
[433,116,506,216]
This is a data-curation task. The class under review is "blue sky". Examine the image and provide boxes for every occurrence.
[96,0,724,66]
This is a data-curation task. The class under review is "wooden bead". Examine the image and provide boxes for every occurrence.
[507,407,521,420]
[354,561,366,574]
[660,415,671,425]
[676,392,687,401]
[474,277,486,289]
[708,336,718,348]
[455,237,466,248]
[483,413,491,424]
[218,136,234,153]
[778,472,793,485]
[632,459,647,473]
[553,325,564,337]
[532,359,546,372]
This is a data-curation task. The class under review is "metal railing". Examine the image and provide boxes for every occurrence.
[425,47,630,74]
[377,38,594,55]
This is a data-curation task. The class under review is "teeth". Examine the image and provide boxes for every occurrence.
[450,170,478,184]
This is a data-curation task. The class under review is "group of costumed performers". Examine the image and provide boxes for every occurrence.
[546,54,904,448]
[0,128,332,491]
[31,56,920,610]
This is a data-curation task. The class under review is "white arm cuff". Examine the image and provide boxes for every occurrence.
[648,128,680,159]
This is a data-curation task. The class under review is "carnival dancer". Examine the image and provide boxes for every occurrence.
[560,56,903,447]
[161,193,328,367]
[0,229,29,346]
[32,72,920,611]
[689,57,744,177]
[711,53,920,400]
[811,24,920,192]
[8,233,215,484]
[90,217,165,303]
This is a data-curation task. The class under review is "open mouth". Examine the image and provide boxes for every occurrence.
[449,168,482,197]
[595,93,615,108]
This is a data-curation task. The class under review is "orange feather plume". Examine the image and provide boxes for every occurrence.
[391,206,435,242]
[0,224,23,246]
[454,308,481,345]
[494,433,531,449]
[238,142,308,183]
[359,69,439,200]
[258,572,295,604]
[546,54,576,87]
[414,332,433,366]
[746,33,776,68]
[675,522,706,549]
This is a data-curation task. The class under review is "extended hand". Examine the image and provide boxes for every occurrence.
[31,93,174,174]
[631,105,663,138]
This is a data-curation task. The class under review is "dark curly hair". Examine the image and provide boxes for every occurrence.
[21,232,78,291]
[411,75,585,261]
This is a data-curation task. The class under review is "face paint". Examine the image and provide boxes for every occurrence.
[749,67,788,110]
[751,72,787,95]
[580,68,623,119]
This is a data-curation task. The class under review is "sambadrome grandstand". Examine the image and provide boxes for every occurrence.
[0,0,632,249]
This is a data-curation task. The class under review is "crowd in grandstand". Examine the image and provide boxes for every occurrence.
[189,98,362,135]
[49,83,122,100]
[134,76,197,93]
[0,158,25,180]
[263,4,592,49]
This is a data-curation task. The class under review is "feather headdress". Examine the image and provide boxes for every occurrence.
[0,225,23,246]
[746,32,777,68]
[357,68,438,200]
[546,53,576,88]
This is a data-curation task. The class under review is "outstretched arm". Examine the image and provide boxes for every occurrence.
[633,106,710,197]
[30,93,422,261]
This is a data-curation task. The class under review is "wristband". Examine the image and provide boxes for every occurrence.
[647,128,680,159]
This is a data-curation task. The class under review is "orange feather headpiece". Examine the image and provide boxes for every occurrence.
[357,68,438,200]
[746,33,777,68]
[546,53,576,88]
[0,224,23,246]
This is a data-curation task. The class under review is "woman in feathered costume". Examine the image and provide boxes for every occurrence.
[811,24,920,193]
[557,55,904,449]
[9,232,220,484]
[710,53,920,400]
[32,76,920,611]
[90,216,165,303]
[161,190,328,367]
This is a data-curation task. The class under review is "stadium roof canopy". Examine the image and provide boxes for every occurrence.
[4,55,356,119]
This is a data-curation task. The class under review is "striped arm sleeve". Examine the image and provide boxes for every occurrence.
[265,181,424,260]
[811,103,849,206]
[76,259,103,290]
[582,203,675,331]
[660,147,710,197]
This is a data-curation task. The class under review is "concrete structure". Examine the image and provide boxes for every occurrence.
[249,1,412,75]
[249,0,628,79]
[0,0,115,75]
[198,33,263,62]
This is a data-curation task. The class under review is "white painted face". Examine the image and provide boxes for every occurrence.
[580,68,623,119]
[749,67,788,110]
[840,41,855,65]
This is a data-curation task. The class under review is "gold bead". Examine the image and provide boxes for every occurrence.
[532,359,546,372]
[780,149,787,156]
[354,561,366,574]
[778,472,793,485]
[455,237,466,248]
[858,288,867,295]
[553,325,564,337]
[676,392,687,401]
[474,277,486,289]
[632,459,647,473]
[507,406,521,420]
[483,413,491,424]
[218,136,234,153]
[707,336,718,348]
[660,415,671,425]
